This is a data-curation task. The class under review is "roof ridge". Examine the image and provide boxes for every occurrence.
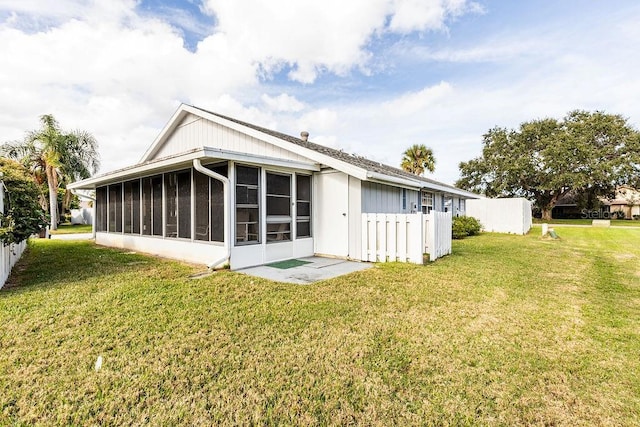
[188,104,471,194]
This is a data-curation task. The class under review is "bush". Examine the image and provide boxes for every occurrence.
[0,158,48,245]
[452,216,482,239]
[614,210,626,219]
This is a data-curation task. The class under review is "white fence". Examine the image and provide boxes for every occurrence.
[361,212,452,264]
[466,198,532,235]
[0,240,27,289]
[70,207,93,225]
[423,211,453,261]
[0,180,28,289]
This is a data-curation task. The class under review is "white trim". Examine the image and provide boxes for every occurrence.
[68,147,320,190]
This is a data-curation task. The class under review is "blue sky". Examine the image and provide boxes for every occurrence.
[1,0,639,184]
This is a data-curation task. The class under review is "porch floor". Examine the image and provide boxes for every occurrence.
[237,256,372,284]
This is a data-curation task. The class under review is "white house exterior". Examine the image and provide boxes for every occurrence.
[69,104,479,269]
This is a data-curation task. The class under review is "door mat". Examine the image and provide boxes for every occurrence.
[266,259,312,269]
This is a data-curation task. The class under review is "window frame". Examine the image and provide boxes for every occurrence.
[235,164,260,245]
[266,171,292,243]
[421,190,434,214]
[295,174,312,239]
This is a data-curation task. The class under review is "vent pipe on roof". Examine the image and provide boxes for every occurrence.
[300,131,309,142]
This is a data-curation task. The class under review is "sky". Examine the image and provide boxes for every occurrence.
[1,0,640,185]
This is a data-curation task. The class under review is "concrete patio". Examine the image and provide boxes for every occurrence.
[237,256,372,284]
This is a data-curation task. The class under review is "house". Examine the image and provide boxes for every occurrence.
[608,186,640,219]
[68,104,479,269]
[551,186,640,220]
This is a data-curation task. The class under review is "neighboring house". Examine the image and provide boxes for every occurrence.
[551,192,583,219]
[68,104,479,269]
[608,186,640,219]
[551,186,640,219]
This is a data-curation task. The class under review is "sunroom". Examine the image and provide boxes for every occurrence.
[82,151,317,270]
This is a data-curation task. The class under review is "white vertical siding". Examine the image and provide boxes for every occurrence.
[151,113,312,164]
[348,176,362,259]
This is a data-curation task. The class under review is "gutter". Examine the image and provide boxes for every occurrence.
[70,189,97,239]
[193,159,230,270]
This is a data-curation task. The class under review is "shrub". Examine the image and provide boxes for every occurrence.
[614,210,626,219]
[452,216,482,239]
[0,157,48,245]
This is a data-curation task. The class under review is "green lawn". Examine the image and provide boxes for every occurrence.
[48,223,93,234]
[533,218,640,227]
[1,228,639,425]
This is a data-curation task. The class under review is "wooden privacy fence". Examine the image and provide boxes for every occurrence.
[423,211,453,261]
[361,212,452,264]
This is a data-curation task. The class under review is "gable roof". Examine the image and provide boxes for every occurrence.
[71,103,479,198]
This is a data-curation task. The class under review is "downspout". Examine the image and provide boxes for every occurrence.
[193,159,230,270]
[70,189,96,239]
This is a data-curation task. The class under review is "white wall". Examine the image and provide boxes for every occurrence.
[96,233,227,266]
[466,198,532,235]
[153,113,311,165]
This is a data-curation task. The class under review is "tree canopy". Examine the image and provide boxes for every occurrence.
[456,110,640,220]
[1,115,99,230]
[401,144,436,176]
[0,158,48,245]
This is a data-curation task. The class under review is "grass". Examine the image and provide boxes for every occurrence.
[1,227,639,425]
[48,223,93,234]
[533,218,640,227]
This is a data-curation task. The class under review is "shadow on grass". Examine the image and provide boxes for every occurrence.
[2,239,198,295]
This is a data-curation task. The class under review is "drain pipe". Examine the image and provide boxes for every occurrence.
[70,189,97,239]
[193,159,230,270]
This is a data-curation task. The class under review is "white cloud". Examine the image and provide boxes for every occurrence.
[201,0,479,83]
[2,0,639,189]
[389,0,482,32]
[383,82,453,116]
[261,93,305,113]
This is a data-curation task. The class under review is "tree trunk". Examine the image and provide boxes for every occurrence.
[62,189,73,214]
[45,165,59,230]
[541,207,553,221]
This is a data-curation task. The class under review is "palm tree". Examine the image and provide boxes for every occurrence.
[401,144,436,176]
[1,115,99,230]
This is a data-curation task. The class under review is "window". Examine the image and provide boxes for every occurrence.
[296,174,311,238]
[152,175,163,236]
[124,180,140,234]
[178,170,191,239]
[266,172,291,242]
[165,172,178,237]
[421,191,433,214]
[402,188,407,210]
[194,169,209,241]
[235,165,259,244]
[142,177,152,235]
[195,164,227,242]
[444,196,452,213]
[96,186,107,232]
[164,170,192,239]
[209,165,226,242]
[108,184,122,232]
